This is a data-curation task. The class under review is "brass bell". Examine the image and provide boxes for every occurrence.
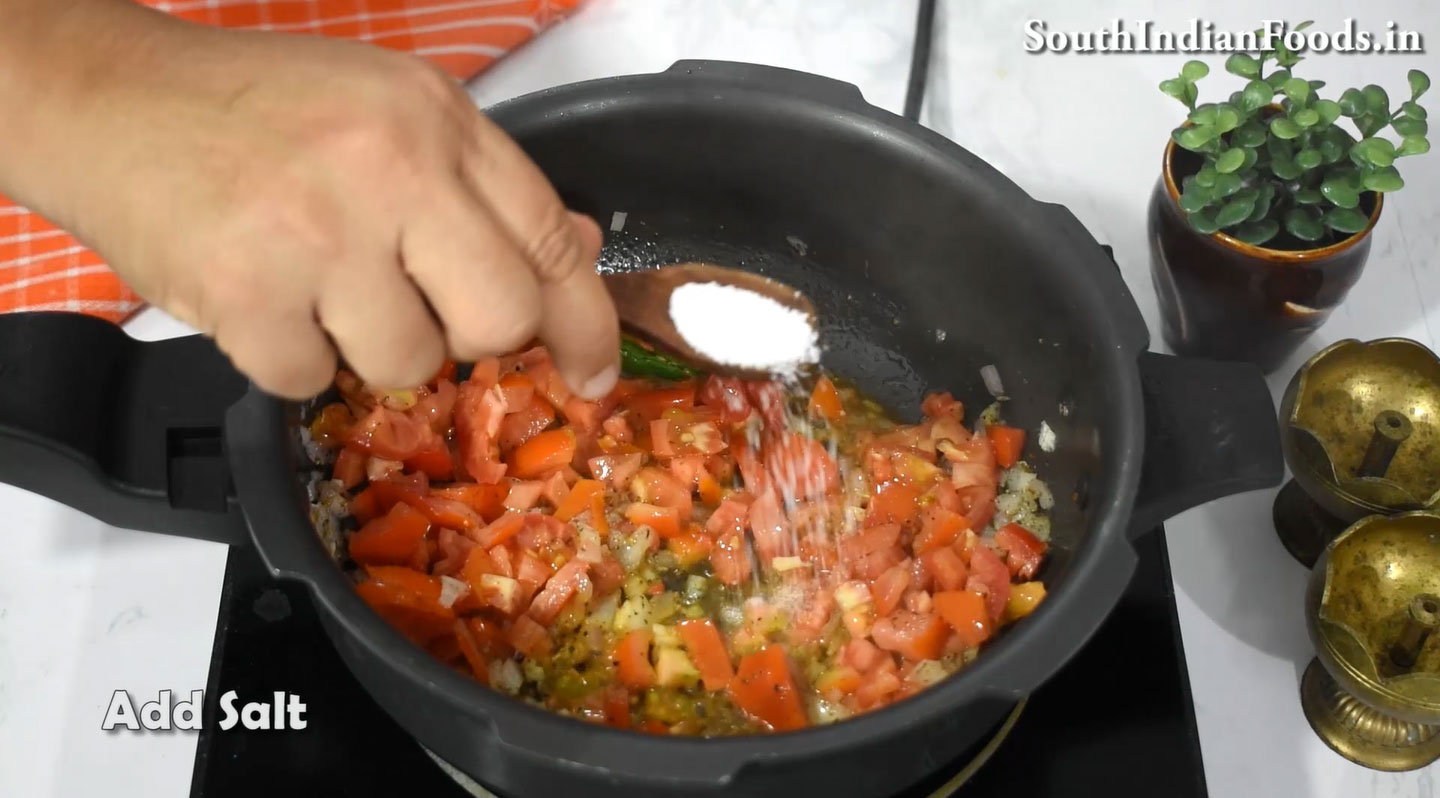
[1272,338,1440,567]
[1300,512,1440,770]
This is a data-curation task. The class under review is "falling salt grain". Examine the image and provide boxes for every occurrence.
[670,282,819,372]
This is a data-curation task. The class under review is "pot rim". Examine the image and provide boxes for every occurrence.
[1161,137,1384,261]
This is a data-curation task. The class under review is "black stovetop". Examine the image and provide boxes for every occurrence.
[190,527,1206,798]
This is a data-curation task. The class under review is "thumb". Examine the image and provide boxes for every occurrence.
[537,212,619,400]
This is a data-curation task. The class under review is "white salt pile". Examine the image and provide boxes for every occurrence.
[669,282,820,373]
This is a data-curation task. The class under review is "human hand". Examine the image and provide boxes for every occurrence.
[0,0,619,399]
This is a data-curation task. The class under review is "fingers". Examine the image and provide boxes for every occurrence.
[400,183,544,360]
[214,312,338,399]
[315,255,447,390]
[460,116,619,399]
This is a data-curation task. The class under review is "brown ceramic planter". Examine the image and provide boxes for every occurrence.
[1148,139,1383,374]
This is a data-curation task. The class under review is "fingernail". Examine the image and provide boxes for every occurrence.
[576,363,619,401]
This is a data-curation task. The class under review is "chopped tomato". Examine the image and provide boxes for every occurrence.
[667,531,713,568]
[871,610,949,662]
[431,359,458,386]
[667,453,706,490]
[1005,581,1047,621]
[988,425,1026,468]
[355,566,454,645]
[418,496,482,532]
[934,590,992,648]
[697,470,723,505]
[745,381,788,430]
[710,530,753,586]
[476,511,526,548]
[497,402,556,454]
[588,452,644,489]
[512,428,577,480]
[853,664,903,710]
[506,615,552,658]
[349,502,431,566]
[763,432,840,499]
[808,375,845,420]
[433,527,475,578]
[914,507,968,555]
[454,619,490,682]
[554,479,605,522]
[966,544,1012,622]
[404,442,455,481]
[921,392,963,420]
[454,382,508,483]
[815,666,864,699]
[994,523,1047,580]
[333,446,367,490]
[590,555,625,596]
[309,402,355,446]
[867,482,922,528]
[528,560,590,625]
[921,546,969,592]
[431,484,509,523]
[346,405,440,461]
[413,379,458,433]
[561,397,607,433]
[677,619,735,691]
[698,376,752,424]
[630,466,693,519]
[504,480,545,512]
[728,646,806,732]
[838,523,902,561]
[602,686,632,729]
[843,638,887,673]
[624,502,681,539]
[590,492,610,537]
[624,386,697,421]
[515,550,554,595]
[497,372,536,411]
[615,629,656,690]
[854,545,906,581]
[871,563,912,617]
[650,419,679,457]
[734,440,768,495]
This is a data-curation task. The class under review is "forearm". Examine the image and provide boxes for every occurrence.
[0,0,173,218]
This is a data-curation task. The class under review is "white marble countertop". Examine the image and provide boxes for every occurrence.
[2,1,1439,796]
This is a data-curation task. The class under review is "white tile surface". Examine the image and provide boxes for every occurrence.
[2,1,1438,796]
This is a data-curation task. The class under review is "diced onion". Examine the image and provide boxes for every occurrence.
[980,364,1006,398]
[438,576,468,609]
[906,660,948,687]
[576,528,604,564]
[491,660,523,694]
[771,556,807,572]
[1038,420,1057,452]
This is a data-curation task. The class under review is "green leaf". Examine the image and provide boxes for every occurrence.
[1241,80,1273,113]
[1285,208,1326,242]
[1392,117,1428,137]
[1339,88,1366,117]
[1233,219,1280,246]
[1188,210,1220,235]
[1270,117,1302,139]
[1270,157,1302,180]
[1214,104,1242,133]
[1232,120,1268,147]
[1295,149,1322,169]
[1266,69,1293,89]
[1215,196,1256,228]
[1160,78,1189,103]
[1241,147,1259,170]
[1321,175,1361,208]
[1212,172,1244,198]
[1225,53,1261,79]
[1182,60,1210,81]
[1402,101,1428,120]
[1248,183,1276,221]
[1188,104,1218,126]
[1195,165,1218,187]
[1324,207,1371,234]
[1294,188,1324,204]
[1411,69,1431,100]
[1294,20,1314,31]
[1309,80,1327,92]
[1399,135,1431,157]
[1354,137,1397,167]
[1183,82,1199,109]
[1314,100,1342,127]
[1179,184,1212,213]
[1293,108,1320,128]
[1363,84,1391,115]
[1177,125,1219,151]
[1318,139,1345,164]
[1267,136,1294,159]
[1215,147,1246,173]
[1282,77,1312,106]
[1363,166,1405,192]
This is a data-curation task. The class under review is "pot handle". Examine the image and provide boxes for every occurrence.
[0,312,249,544]
[664,60,870,110]
[1129,351,1284,536]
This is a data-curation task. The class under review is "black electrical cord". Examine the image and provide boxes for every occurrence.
[902,0,938,121]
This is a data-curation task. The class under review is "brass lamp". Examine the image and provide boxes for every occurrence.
[1273,338,1440,567]
[1300,512,1440,771]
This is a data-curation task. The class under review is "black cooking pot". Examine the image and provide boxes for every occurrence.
[0,61,1281,798]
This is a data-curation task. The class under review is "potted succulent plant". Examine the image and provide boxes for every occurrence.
[1148,23,1431,373]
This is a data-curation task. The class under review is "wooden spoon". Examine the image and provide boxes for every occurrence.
[602,262,817,379]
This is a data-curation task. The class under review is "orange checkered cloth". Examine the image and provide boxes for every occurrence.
[0,0,581,323]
